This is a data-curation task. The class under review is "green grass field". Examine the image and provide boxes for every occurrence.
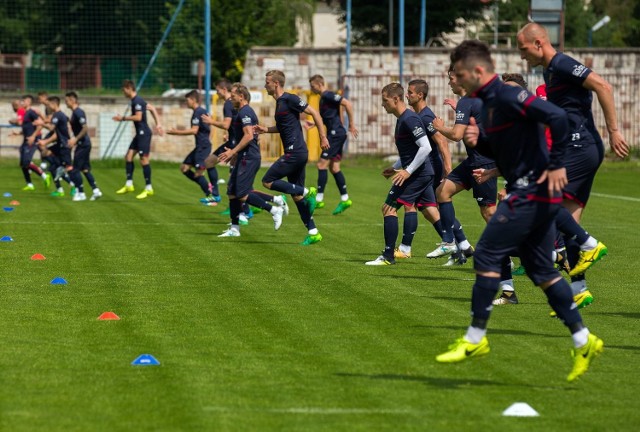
[1,158,639,431]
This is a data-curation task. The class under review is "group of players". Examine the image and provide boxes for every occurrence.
[9,22,628,381]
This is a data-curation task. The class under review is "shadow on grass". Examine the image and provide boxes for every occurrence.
[410,324,565,338]
[335,372,502,389]
[589,311,640,320]
[605,345,640,351]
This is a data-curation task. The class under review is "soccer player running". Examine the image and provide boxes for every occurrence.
[365,83,434,266]
[38,96,86,201]
[65,92,102,201]
[436,40,603,383]
[517,23,629,308]
[400,79,470,262]
[166,90,214,201]
[308,74,358,214]
[429,64,495,263]
[13,95,51,191]
[113,80,163,200]
[256,70,329,245]
[217,83,285,237]
[201,79,237,204]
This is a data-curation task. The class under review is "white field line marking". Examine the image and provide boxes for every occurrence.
[202,406,420,415]
[591,192,640,203]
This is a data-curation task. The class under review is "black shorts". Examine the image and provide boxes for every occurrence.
[320,131,346,161]
[74,145,92,171]
[474,194,561,285]
[385,169,436,209]
[262,152,308,190]
[213,140,235,157]
[563,141,603,208]
[227,155,261,198]
[128,130,152,156]
[184,144,212,170]
[447,159,497,207]
[19,143,38,167]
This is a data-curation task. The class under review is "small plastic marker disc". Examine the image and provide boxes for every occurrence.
[3,192,11,197]
[31,253,46,260]
[0,236,13,242]
[502,402,539,417]
[50,277,68,285]
[3,207,14,212]
[9,200,20,205]
[97,312,120,320]
[132,354,160,366]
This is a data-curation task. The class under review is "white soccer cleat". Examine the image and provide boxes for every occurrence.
[90,189,103,201]
[426,242,458,258]
[274,194,289,216]
[72,192,87,202]
[218,228,240,237]
[365,255,394,266]
[271,206,284,230]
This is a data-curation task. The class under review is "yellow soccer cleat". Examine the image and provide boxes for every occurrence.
[136,189,154,200]
[567,333,604,382]
[436,336,490,363]
[22,184,35,191]
[394,247,412,259]
[549,290,594,317]
[116,185,135,194]
[569,242,608,277]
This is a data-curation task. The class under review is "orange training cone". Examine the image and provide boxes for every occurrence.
[97,312,120,320]
[9,200,20,206]
[31,253,46,260]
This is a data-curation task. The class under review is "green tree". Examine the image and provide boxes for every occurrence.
[331,0,487,46]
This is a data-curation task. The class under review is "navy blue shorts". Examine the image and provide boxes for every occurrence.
[184,144,212,170]
[59,146,73,167]
[19,143,38,167]
[262,152,308,190]
[385,169,436,209]
[474,193,561,285]
[320,131,346,161]
[447,159,497,207]
[227,155,261,198]
[73,145,92,171]
[213,140,235,157]
[128,131,152,156]
[430,154,444,194]
[563,141,603,208]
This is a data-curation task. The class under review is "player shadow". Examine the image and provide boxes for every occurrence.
[375,274,468,282]
[604,344,640,351]
[426,295,470,303]
[589,311,640,320]
[335,372,503,389]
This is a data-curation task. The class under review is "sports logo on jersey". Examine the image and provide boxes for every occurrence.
[333,94,341,102]
[427,123,436,133]
[79,117,86,124]
[52,117,59,124]
[135,104,142,111]
[517,90,528,103]
[572,64,587,77]
[298,100,307,107]
[192,117,200,125]
[456,111,465,121]
[412,126,424,137]
[242,116,252,125]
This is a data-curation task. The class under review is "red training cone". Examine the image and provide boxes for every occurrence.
[9,200,20,206]
[31,253,46,260]
[97,312,120,320]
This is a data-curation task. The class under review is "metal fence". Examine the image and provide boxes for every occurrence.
[341,73,640,157]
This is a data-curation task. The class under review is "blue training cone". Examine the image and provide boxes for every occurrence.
[0,236,13,242]
[3,192,11,197]
[132,354,160,366]
[50,277,68,285]
[4,207,14,212]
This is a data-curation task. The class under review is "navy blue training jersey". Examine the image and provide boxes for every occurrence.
[319,91,346,135]
[21,109,40,141]
[473,75,569,196]
[70,107,91,146]
[51,111,71,147]
[191,106,211,147]
[232,104,260,159]
[418,106,443,171]
[222,99,237,145]
[130,95,151,134]
[544,52,602,147]
[275,92,308,155]
[455,96,494,166]
[395,109,434,176]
